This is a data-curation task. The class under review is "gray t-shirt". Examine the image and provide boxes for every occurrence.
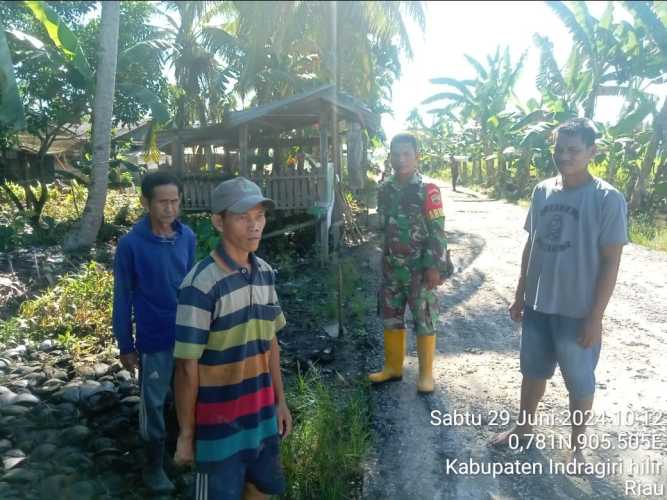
[524,176,628,318]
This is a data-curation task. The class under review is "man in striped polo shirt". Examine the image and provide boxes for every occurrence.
[173,177,292,500]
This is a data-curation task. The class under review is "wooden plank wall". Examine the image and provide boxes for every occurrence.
[181,170,325,212]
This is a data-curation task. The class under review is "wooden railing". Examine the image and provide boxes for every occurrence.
[180,169,327,212]
[183,153,227,172]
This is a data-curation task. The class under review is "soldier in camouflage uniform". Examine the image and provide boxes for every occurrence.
[369,133,450,393]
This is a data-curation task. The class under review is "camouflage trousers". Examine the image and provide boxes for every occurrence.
[380,265,438,336]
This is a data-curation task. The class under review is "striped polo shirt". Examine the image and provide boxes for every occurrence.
[174,244,286,472]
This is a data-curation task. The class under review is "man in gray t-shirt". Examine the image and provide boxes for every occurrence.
[490,119,627,470]
[523,176,627,318]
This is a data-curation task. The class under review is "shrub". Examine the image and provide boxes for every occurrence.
[18,261,114,346]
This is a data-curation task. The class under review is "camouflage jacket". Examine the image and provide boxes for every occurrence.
[378,172,448,274]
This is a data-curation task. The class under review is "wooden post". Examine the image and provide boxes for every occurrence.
[239,124,248,177]
[330,105,343,256]
[173,137,184,177]
[223,147,232,176]
[319,107,330,265]
[330,105,341,181]
[460,158,468,184]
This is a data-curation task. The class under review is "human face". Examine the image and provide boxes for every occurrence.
[390,141,418,179]
[213,204,267,256]
[552,133,595,178]
[142,184,181,226]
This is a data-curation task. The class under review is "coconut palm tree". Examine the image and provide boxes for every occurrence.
[225,1,425,109]
[63,1,120,252]
[156,1,238,128]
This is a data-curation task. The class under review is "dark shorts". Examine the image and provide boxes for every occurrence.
[194,439,285,500]
[520,306,601,400]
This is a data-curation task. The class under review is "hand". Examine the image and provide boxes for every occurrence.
[509,296,525,322]
[174,432,195,466]
[424,268,443,290]
[276,401,292,439]
[119,351,139,372]
[577,315,602,348]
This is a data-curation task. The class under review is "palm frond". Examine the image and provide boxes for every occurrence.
[533,34,566,95]
[463,54,487,79]
[421,92,468,106]
[546,1,594,58]
[600,2,614,29]
[610,96,657,135]
[623,0,667,60]
[429,77,474,98]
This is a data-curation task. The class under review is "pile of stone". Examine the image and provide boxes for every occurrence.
[0,341,188,499]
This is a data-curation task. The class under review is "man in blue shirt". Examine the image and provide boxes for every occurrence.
[112,171,196,493]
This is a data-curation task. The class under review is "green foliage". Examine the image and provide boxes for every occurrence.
[0,28,26,130]
[24,0,93,81]
[281,369,370,500]
[1,0,169,155]
[180,213,219,261]
[9,262,113,347]
[0,317,25,346]
[629,213,667,251]
[307,258,369,325]
[225,0,423,125]
[417,2,666,227]
[0,182,142,250]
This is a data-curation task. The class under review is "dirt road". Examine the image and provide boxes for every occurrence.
[362,182,667,500]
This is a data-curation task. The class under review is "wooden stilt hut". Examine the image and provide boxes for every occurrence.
[157,84,379,262]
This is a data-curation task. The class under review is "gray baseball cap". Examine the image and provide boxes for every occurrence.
[210,176,275,214]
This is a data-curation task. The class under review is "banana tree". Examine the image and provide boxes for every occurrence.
[2,0,169,227]
[0,29,25,133]
[623,0,667,210]
[423,46,525,187]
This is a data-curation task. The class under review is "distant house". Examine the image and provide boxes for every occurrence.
[0,122,162,185]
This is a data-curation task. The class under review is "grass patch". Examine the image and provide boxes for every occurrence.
[0,262,115,355]
[281,369,370,500]
[629,213,667,252]
[308,258,370,325]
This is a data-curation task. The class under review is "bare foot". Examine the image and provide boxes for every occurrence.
[488,425,532,448]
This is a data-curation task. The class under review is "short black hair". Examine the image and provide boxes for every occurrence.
[140,170,182,201]
[554,118,597,147]
[390,133,419,154]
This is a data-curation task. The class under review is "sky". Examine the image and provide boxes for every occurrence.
[382,0,655,138]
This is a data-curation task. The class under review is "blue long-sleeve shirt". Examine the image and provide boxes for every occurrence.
[112,215,196,354]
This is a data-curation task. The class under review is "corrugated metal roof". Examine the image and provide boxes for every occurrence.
[158,84,379,147]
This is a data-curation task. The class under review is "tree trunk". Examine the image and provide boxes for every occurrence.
[496,152,506,191]
[472,159,481,184]
[485,157,496,186]
[629,97,667,211]
[605,150,618,184]
[481,129,495,186]
[516,149,532,193]
[63,2,120,252]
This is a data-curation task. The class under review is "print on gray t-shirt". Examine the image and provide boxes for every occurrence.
[524,176,628,319]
